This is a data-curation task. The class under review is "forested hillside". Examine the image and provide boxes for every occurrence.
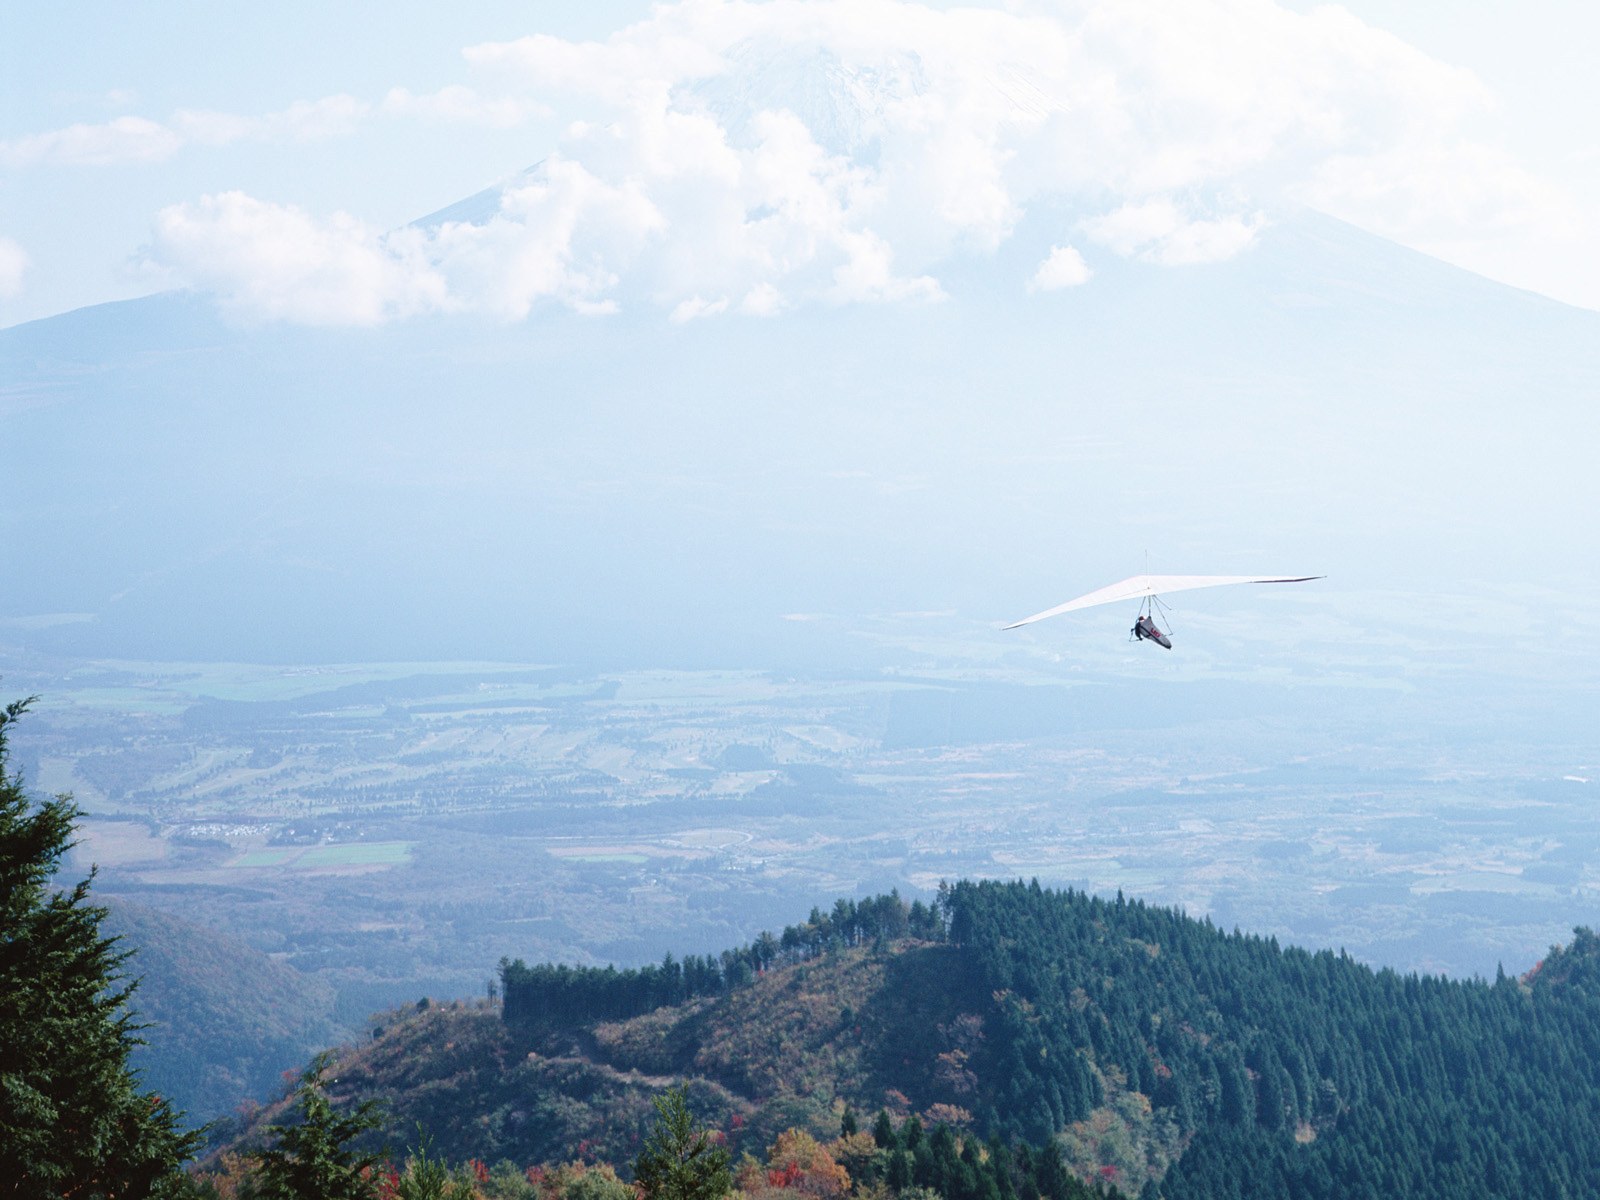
[946,881,1600,1197]
[103,900,341,1124]
[218,884,1600,1198]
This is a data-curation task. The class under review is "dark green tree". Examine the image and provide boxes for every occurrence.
[0,695,200,1197]
[249,1053,386,1200]
[886,1148,913,1192]
[872,1109,896,1148]
[634,1086,731,1200]
[902,1114,924,1150]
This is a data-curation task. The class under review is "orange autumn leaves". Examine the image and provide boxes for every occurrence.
[737,1129,853,1200]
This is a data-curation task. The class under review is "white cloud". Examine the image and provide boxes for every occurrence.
[146,94,942,322]
[463,29,727,106]
[1,96,372,167]
[740,282,787,315]
[147,192,447,325]
[0,116,180,167]
[1030,244,1091,291]
[174,95,371,146]
[6,85,529,169]
[670,295,730,322]
[1080,199,1262,266]
[432,156,667,318]
[143,0,1586,322]
[0,238,29,299]
[380,86,549,128]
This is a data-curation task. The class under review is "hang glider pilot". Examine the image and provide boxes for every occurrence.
[1131,613,1172,649]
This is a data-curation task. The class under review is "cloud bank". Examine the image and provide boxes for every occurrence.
[131,0,1562,324]
[1,116,183,168]
[0,89,536,168]
[0,238,28,299]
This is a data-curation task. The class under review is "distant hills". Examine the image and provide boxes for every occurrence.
[104,900,342,1126]
[209,882,1600,1197]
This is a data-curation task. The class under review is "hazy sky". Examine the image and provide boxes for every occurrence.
[2,0,1596,328]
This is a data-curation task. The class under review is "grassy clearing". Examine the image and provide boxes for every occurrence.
[71,821,170,867]
[298,842,413,867]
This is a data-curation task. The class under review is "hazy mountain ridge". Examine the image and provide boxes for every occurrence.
[4,200,1596,669]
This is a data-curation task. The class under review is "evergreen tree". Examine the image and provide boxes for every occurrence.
[249,1053,386,1200]
[873,1110,896,1148]
[634,1086,732,1200]
[902,1114,924,1150]
[887,1148,913,1191]
[0,696,200,1196]
[394,1128,477,1200]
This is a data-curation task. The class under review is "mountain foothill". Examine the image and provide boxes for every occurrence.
[195,881,1600,1199]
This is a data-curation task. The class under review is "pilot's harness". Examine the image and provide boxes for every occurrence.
[1132,594,1174,640]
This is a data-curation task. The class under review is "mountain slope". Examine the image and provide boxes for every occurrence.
[106,900,342,1126]
[212,884,1600,1197]
[211,938,979,1171]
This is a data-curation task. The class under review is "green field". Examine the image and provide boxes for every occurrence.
[298,842,414,867]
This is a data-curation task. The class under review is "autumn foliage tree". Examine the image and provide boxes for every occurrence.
[763,1129,851,1199]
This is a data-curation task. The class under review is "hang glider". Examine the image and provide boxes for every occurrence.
[1003,573,1323,648]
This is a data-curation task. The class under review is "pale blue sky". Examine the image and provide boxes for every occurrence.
[2,0,1595,327]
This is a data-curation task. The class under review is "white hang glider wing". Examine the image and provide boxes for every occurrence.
[1003,574,1323,630]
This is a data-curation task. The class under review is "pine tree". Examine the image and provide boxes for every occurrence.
[0,696,200,1196]
[886,1148,913,1192]
[250,1053,386,1200]
[634,1086,732,1200]
[394,1128,477,1200]
[872,1109,896,1148]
